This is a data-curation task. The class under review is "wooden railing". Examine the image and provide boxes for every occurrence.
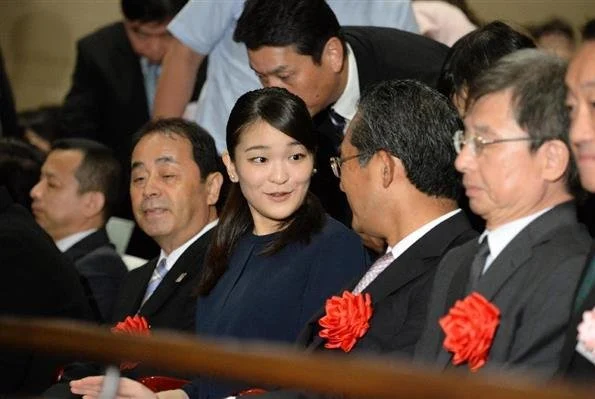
[0,317,592,399]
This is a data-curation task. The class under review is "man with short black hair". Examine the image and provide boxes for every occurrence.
[60,0,205,163]
[31,138,126,322]
[44,119,224,396]
[60,0,208,258]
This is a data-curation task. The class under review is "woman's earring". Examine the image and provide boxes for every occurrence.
[229,174,237,182]
[312,168,318,175]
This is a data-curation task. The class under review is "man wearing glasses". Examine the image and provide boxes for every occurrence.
[415,49,591,378]
[240,80,476,399]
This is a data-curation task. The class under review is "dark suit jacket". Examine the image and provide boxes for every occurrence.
[310,27,449,225]
[558,244,595,382]
[298,211,476,357]
[0,48,18,137]
[60,21,207,259]
[111,228,213,330]
[64,228,127,323]
[0,187,92,395]
[249,212,476,399]
[47,228,214,394]
[415,202,591,379]
[60,22,206,165]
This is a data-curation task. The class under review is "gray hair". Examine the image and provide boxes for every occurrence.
[350,79,462,200]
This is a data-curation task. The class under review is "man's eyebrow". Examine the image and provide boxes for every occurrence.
[251,64,289,76]
[131,156,178,171]
[130,161,144,171]
[155,155,178,165]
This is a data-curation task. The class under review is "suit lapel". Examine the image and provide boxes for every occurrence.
[112,23,149,120]
[64,229,112,263]
[477,203,576,301]
[309,212,476,353]
[116,258,156,320]
[436,203,577,369]
[139,232,211,316]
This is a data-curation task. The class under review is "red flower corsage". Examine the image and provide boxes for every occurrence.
[318,291,373,352]
[439,292,500,371]
[111,315,151,369]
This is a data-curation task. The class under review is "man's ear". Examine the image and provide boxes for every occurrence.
[541,139,570,182]
[376,150,401,188]
[222,152,238,183]
[323,36,345,73]
[205,172,224,206]
[81,191,105,219]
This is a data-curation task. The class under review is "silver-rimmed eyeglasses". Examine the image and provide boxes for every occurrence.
[452,129,540,156]
[329,153,367,178]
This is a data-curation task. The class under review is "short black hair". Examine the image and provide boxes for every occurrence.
[51,138,121,222]
[437,21,535,102]
[17,105,61,144]
[234,0,344,64]
[0,138,45,210]
[350,79,462,200]
[582,19,595,41]
[121,0,187,24]
[132,118,221,181]
[529,17,575,42]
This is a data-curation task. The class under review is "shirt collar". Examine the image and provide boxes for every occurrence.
[157,219,218,272]
[331,43,360,123]
[55,229,98,252]
[479,207,553,270]
[387,209,462,260]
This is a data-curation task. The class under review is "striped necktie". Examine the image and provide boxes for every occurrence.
[141,258,167,305]
[353,252,394,294]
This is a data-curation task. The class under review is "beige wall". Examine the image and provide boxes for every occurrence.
[0,0,593,111]
[0,0,120,111]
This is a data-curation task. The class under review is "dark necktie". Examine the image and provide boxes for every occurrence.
[327,108,346,150]
[468,238,490,291]
[574,256,595,313]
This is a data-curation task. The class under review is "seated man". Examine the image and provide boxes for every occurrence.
[245,79,478,399]
[30,138,127,322]
[233,0,448,226]
[558,37,595,382]
[59,0,208,259]
[415,49,591,378]
[45,118,224,395]
[112,118,223,330]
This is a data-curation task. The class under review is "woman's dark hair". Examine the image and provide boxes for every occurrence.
[197,87,324,295]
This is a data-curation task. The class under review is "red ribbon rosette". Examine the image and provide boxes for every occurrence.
[111,315,151,370]
[439,292,500,371]
[318,291,373,352]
